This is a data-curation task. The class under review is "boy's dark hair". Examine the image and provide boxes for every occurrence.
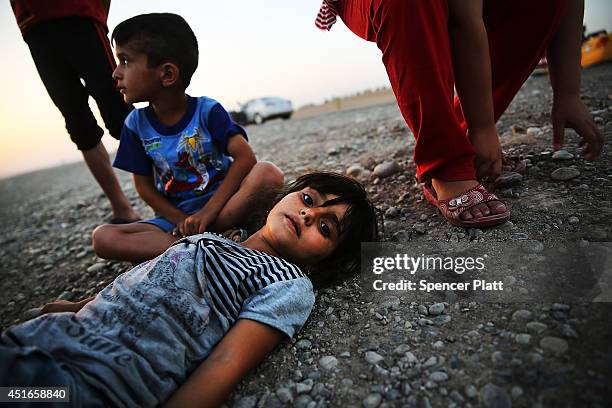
[111,13,198,88]
[269,172,380,288]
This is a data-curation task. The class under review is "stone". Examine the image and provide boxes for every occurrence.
[526,127,542,137]
[362,393,382,408]
[347,164,364,177]
[540,336,569,354]
[551,167,580,181]
[434,315,452,325]
[296,379,313,394]
[526,322,548,334]
[568,216,580,224]
[385,206,400,218]
[430,371,449,382]
[319,356,338,370]
[432,340,445,349]
[365,351,385,365]
[511,386,524,399]
[413,223,427,234]
[373,161,400,178]
[57,291,74,301]
[465,385,478,399]
[86,262,106,273]
[428,303,445,315]
[479,383,511,408]
[495,171,523,188]
[511,309,533,322]
[23,307,43,319]
[515,333,532,345]
[296,339,312,350]
[552,150,574,160]
[234,395,257,408]
[275,387,293,403]
[294,395,313,408]
[393,344,410,355]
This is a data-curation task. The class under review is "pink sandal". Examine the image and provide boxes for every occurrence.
[423,183,510,228]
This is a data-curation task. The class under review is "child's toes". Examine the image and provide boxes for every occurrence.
[489,201,507,214]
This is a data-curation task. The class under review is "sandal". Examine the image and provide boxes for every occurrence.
[423,183,510,228]
[222,228,249,243]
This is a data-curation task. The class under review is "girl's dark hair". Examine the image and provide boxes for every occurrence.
[111,13,198,88]
[267,172,379,288]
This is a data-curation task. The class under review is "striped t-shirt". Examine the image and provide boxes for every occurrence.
[5,233,314,407]
[315,0,339,30]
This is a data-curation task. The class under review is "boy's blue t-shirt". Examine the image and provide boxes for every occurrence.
[113,96,247,209]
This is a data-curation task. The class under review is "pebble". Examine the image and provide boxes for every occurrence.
[511,309,533,322]
[295,379,314,394]
[515,333,532,345]
[526,322,548,334]
[373,161,400,178]
[479,383,512,408]
[275,387,293,403]
[234,395,257,408]
[433,315,452,325]
[413,223,427,234]
[511,386,524,399]
[552,149,574,160]
[346,164,364,177]
[362,393,382,408]
[430,371,449,382]
[424,356,438,367]
[568,216,579,224]
[561,324,579,339]
[385,206,400,218]
[294,395,313,408]
[86,262,106,273]
[432,340,445,349]
[365,351,385,365]
[468,228,484,239]
[526,127,542,137]
[296,339,312,350]
[465,384,478,398]
[393,344,410,355]
[495,171,523,188]
[57,291,73,301]
[428,303,445,315]
[551,167,580,181]
[319,356,338,370]
[23,307,43,319]
[539,336,569,354]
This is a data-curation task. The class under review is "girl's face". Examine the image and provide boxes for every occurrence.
[262,187,348,266]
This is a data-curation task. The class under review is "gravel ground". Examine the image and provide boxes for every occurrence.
[1,64,611,407]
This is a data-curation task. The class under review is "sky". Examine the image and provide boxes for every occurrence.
[0,0,610,179]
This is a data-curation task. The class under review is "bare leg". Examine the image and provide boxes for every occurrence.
[92,222,176,263]
[209,162,284,231]
[82,141,140,222]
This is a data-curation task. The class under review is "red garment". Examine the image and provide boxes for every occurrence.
[335,0,567,182]
[11,0,108,34]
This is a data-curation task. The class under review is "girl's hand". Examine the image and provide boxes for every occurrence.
[41,297,95,314]
[552,95,604,160]
[469,125,503,183]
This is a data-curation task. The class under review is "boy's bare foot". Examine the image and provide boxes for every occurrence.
[431,179,507,221]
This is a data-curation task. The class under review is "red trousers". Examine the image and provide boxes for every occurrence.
[337,0,567,181]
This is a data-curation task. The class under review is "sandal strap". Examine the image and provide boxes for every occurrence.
[438,184,501,220]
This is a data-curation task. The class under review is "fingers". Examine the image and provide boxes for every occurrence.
[476,158,502,183]
[574,118,604,161]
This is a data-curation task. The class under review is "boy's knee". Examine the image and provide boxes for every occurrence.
[92,224,115,258]
[252,162,284,188]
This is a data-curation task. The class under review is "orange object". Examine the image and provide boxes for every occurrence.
[581,32,612,68]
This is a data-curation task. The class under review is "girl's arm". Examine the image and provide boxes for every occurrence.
[40,296,96,314]
[546,0,603,159]
[178,135,256,236]
[448,0,502,182]
[133,174,188,226]
[164,319,284,408]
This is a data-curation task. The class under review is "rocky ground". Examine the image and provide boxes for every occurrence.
[1,64,611,407]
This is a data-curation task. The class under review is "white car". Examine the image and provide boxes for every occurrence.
[241,97,293,125]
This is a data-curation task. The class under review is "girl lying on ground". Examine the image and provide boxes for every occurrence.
[0,172,378,408]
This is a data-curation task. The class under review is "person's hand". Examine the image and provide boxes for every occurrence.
[552,95,604,160]
[469,125,503,183]
[40,297,94,314]
[177,211,213,237]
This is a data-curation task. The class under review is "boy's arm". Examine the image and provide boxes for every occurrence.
[163,319,284,408]
[133,174,188,227]
[178,135,256,236]
[448,0,502,182]
[546,0,603,160]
